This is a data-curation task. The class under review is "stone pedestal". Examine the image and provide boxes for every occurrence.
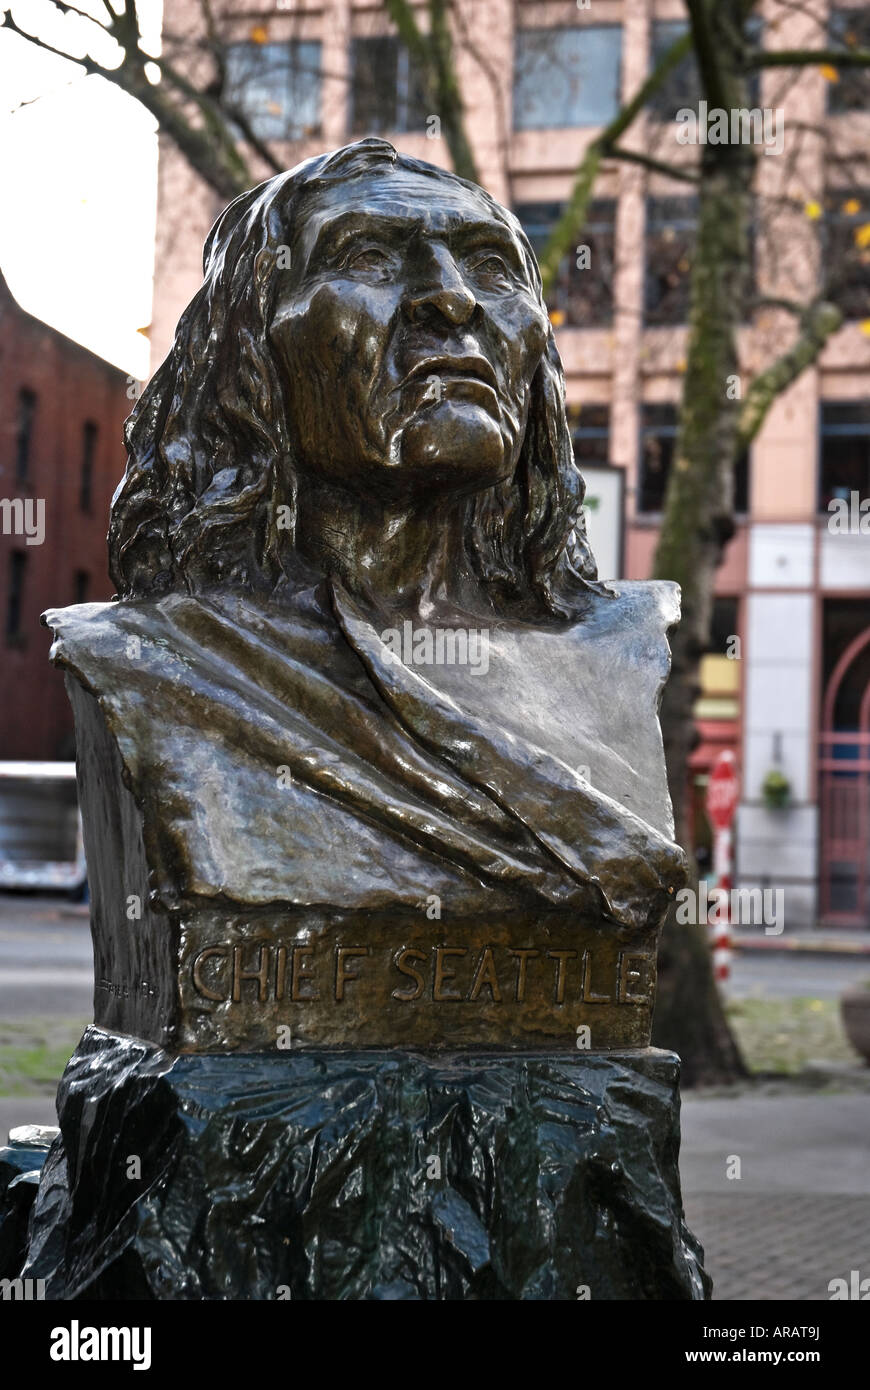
[0,1126,57,1284]
[19,1027,708,1300]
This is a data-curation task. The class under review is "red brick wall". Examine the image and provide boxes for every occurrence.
[0,273,131,759]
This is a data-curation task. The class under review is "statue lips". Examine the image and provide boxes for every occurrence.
[397,354,500,411]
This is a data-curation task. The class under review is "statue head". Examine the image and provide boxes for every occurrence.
[110,139,602,615]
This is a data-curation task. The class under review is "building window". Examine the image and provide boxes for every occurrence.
[516,200,615,327]
[828,8,870,114]
[640,403,749,513]
[567,404,610,466]
[513,26,622,130]
[640,404,678,512]
[821,192,870,321]
[709,596,739,655]
[823,597,870,726]
[80,421,97,513]
[819,401,870,511]
[224,40,322,141]
[645,196,697,326]
[6,551,26,640]
[15,389,36,482]
[74,570,90,605]
[350,37,428,134]
[648,20,701,122]
[735,449,749,514]
[649,18,761,121]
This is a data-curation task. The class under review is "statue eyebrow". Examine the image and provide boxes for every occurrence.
[308,210,520,264]
[310,213,411,259]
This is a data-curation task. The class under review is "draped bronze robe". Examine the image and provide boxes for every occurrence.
[44,574,686,936]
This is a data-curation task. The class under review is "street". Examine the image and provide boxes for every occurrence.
[0,894,93,1020]
[727,951,870,1000]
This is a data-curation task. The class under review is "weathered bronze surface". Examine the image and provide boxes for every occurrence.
[42,137,686,1053]
[19,1027,709,1300]
[7,140,711,1301]
[0,1126,55,1280]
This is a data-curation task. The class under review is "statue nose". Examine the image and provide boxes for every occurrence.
[406,281,477,327]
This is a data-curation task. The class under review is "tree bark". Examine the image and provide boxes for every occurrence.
[650,0,756,1083]
[384,0,479,184]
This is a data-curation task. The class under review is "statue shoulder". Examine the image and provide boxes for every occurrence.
[41,589,333,699]
[43,597,167,662]
[563,578,681,650]
[591,578,680,629]
[43,599,128,641]
[41,595,204,696]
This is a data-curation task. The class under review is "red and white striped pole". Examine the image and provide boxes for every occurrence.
[706,750,739,987]
[710,823,732,984]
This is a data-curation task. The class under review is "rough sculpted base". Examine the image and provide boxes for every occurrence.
[15,1028,709,1301]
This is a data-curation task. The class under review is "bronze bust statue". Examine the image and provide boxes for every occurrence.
[20,139,710,1305]
[43,138,686,1053]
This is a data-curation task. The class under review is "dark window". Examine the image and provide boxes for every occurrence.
[74,570,90,605]
[828,8,870,114]
[648,18,761,121]
[821,192,870,320]
[350,37,428,134]
[15,389,36,482]
[640,404,678,512]
[6,551,26,639]
[820,596,870,915]
[645,196,697,326]
[820,401,870,511]
[648,20,701,121]
[567,404,610,466]
[734,448,749,514]
[513,26,622,130]
[80,421,97,513]
[823,598,870,726]
[516,199,616,327]
[709,597,739,655]
[224,40,321,140]
[640,404,749,513]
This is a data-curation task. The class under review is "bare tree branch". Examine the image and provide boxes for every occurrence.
[538,29,694,293]
[738,301,844,451]
[748,47,870,68]
[2,3,255,198]
[607,147,699,185]
[383,0,478,182]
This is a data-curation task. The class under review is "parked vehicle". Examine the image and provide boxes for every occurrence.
[0,762,86,896]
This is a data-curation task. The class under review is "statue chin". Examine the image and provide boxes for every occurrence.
[391,401,512,495]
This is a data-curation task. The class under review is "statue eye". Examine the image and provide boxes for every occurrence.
[344,246,393,274]
[467,253,513,286]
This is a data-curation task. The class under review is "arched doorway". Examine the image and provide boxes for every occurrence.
[819,623,870,926]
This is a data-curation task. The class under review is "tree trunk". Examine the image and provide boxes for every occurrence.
[650,0,756,1084]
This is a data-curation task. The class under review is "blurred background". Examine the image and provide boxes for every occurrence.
[1,0,869,1300]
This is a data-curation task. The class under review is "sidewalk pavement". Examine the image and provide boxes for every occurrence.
[680,1090,870,1301]
[0,1095,57,1132]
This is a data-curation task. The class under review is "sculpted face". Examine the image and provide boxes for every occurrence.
[268,166,549,502]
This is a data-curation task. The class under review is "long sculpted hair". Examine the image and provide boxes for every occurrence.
[109,139,607,617]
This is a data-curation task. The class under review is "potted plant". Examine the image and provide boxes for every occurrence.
[761,768,791,810]
[841,979,870,1065]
